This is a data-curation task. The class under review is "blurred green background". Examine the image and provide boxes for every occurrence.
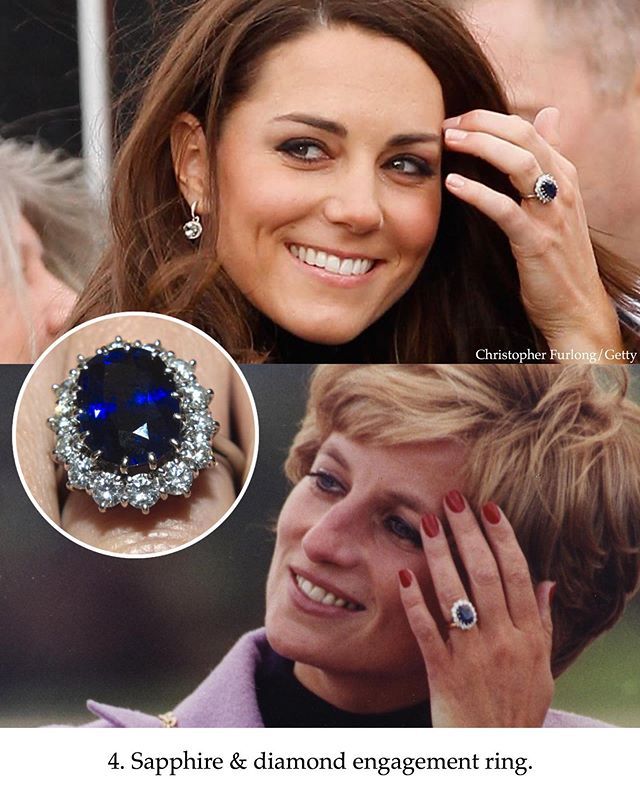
[553,366,640,725]
[0,365,638,726]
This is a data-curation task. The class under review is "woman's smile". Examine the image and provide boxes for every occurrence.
[287,244,377,279]
[290,568,366,613]
[215,25,444,345]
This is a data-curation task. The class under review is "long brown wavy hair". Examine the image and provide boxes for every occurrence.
[70,0,639,361]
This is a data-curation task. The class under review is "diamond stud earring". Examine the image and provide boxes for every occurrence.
[48,337,219,512]
[183,200,203,240]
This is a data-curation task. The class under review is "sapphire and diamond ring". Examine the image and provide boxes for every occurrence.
[48,337,219,513]
[449,599,478,631]
[521,173,559,204]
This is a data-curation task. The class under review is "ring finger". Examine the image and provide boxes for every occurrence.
[420,511,479,634]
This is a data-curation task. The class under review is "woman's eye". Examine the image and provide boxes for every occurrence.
[385,155,435,178]
[308,470,344,494]
[276,139,328,162]
[385,515,422,547]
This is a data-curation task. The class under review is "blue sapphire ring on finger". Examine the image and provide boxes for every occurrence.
[449,599,478,631]
[521,173,559,204]
[48,337,220,513]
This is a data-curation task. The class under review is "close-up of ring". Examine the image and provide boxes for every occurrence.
[521,173,559,204]
[47,336,219,513]
[449,599,478,631]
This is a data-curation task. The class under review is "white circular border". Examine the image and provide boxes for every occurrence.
[11,311,260,560]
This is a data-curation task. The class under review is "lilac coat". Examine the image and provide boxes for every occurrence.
[85,628,610,728]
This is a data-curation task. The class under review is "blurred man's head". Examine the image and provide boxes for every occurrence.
[457,0,640,263]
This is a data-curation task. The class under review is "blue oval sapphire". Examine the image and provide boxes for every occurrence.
[539,178,557,200]
[456,603,476,627]
[534,173,559,203]
[76,347,181,469]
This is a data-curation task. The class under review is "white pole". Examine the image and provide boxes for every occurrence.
[77,0,111,205]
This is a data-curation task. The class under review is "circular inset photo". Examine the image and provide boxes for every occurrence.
[13,313,258,557]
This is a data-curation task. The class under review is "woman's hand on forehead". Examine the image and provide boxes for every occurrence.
[398,491,555,727]
[442,107,624,361]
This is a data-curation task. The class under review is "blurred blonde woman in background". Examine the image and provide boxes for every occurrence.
[0,138,102,362]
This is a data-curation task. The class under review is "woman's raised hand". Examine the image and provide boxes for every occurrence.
[443,107,623,359]
[398,491,555,727]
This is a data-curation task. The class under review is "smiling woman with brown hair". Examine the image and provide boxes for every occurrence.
[68,0,636,363]
[83,364,640,727]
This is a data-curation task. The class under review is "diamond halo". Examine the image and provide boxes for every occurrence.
[48,337,220,513]
[449,598,478,631]
[533,173,559,204]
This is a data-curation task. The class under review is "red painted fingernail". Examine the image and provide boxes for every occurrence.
[399,569,413,588]
[549,582,557,604]
[482,502,501,525]
[445,490,465,513]
[421,513,440,538]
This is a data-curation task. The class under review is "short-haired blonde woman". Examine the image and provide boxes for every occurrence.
[84,365,640,727]
[0,138,100,362]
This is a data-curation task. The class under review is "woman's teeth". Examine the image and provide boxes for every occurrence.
[289,244,374,276]
[295,574,361,610]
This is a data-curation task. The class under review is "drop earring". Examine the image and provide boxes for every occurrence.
[183,200,203,240]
